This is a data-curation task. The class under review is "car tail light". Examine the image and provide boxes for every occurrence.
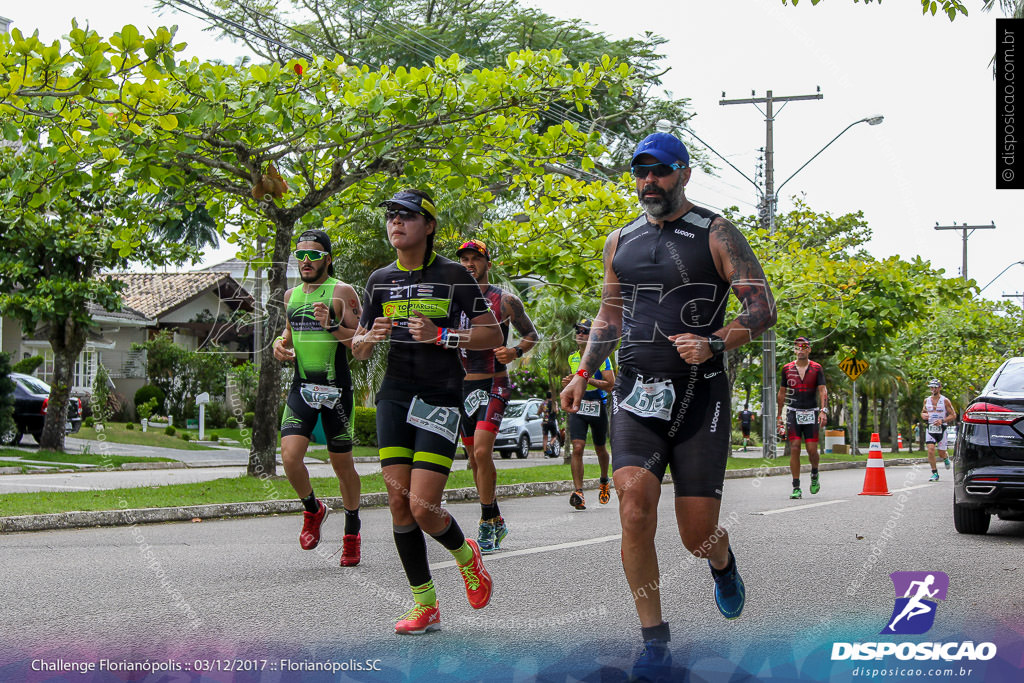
[77,398,82,414]
[963,402,1024,425]
[972,477,1000,482]
[41,397,48,415]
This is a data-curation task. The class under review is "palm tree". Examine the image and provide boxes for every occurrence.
[151,190,221,250]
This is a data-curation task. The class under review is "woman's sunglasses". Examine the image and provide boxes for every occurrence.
[385,209,424,221]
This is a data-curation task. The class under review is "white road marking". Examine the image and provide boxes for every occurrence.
[429,533,621,570]
[889,483,934,493]
[754,499,848,515]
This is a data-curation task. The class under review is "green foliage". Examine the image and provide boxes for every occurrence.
[133,385,166,414]
[227,362,258,414]
[205,401,230,429]
[133,331,232,423]
[508,365,547,400]
[90,364,117,423]
[352,406,377,447]
[243,412,255,428]
[126,422,135,430]
[83,416,95,428]
[136,398,158,421]
[180,431,192,442]
[209,432,219,442]
[11,355,44,375]
[780,0,968,21]
[164,425,176,436]
[0,353,15,439]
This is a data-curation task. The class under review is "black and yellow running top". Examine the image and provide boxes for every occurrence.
[360,253,490,403]
[287,277,351,388]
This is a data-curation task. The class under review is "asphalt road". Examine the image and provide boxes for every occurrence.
[2,465,1022,681]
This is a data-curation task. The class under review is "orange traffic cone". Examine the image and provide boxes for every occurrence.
[897,433,903,451]
[859,433,892,496]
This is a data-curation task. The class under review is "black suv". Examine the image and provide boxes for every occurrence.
[1,372,83,446]
[953,357,1024,534]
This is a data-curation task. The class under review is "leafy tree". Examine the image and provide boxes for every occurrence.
[133,331,233,424]
[780,0,968,21]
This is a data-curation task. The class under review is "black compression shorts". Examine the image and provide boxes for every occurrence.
[568,402,608,446]
[376,398,459,476]
[785,409,820,442]
[280,385,354,452]
[610,368,730,499]
[460,376,511,441]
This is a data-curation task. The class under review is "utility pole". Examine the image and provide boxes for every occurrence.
[933,222,996,281]
[720,88,823,460]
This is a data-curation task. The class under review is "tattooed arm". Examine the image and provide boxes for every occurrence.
[561,230,624,412]
[332,282,362,348]
[493,292,541,365]
[671,216,777,364]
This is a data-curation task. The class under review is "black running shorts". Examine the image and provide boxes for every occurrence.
[376,398,460,475]
[610,368,730,499]
[568,402,608,446]
[280,385,354,453]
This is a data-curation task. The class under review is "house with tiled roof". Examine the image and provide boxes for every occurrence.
[1,272,254,402]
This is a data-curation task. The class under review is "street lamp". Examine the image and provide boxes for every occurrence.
[658,115,883,458]
[980,260,1024,294]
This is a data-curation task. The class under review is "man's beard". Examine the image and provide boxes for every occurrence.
[639,174,686,219]
[300,261,327,282]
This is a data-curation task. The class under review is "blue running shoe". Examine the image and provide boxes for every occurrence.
[630,639,672,683]
[492,516,509,550]
[477,519,496,554]
[709,547,745,620]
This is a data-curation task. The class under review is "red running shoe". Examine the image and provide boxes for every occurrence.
[339,533,361,567]
[458,539,492,609]
[299,501,328,550]
[394,602,441,635]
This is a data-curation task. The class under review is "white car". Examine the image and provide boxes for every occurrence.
[493,398,545,459]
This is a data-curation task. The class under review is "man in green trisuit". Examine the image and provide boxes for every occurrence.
[273,229,364,566]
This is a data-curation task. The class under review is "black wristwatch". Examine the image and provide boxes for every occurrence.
[707,334,726,358]
[515,346,524,358]
[326,322,341,333]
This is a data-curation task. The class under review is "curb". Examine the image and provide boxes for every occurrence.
[0,459,933,534]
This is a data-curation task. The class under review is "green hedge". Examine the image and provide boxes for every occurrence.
[353,406,376,447]
[134,385,166,413]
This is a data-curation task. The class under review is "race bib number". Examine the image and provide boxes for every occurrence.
[928,424,946,436]
[300,383,341,410]
[578,399,601,418]
[795,409,815,425]
[464,389,488,417]
[621,377,676,421]
[407,396,461,443]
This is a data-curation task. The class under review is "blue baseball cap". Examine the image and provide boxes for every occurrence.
[631,132,690,168]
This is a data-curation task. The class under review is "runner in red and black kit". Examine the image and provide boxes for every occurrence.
[776,336,828,499]
[561,131,776,678]
[351,189,501,635]
[456,238,539,554]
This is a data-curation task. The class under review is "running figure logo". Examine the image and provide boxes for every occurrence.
[881,571,949,635]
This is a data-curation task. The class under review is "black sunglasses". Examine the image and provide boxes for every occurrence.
[630,162,685,179]
[575,326,591,334]
[384,209,424,222]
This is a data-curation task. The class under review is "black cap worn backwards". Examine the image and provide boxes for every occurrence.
[297,228,334,276]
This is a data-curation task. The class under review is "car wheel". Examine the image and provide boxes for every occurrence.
[0,426,19,446]
[953,501,991,534]
[498,450,512,459]
[516,433,530,459]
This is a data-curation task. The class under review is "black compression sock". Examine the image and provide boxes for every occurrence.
[792,479,800,489]
[393,524,431,587]
[300,492,319,513]
[481,501,500,520]
[344,508,360,535]
[430,517,467,551]
[641,622,671,643]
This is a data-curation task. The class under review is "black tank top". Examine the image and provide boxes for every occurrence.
[612,207,730,379]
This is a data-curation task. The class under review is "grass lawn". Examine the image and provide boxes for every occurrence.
[74,423,216,450]
[0,463,608,517]
[0,448,177,473]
